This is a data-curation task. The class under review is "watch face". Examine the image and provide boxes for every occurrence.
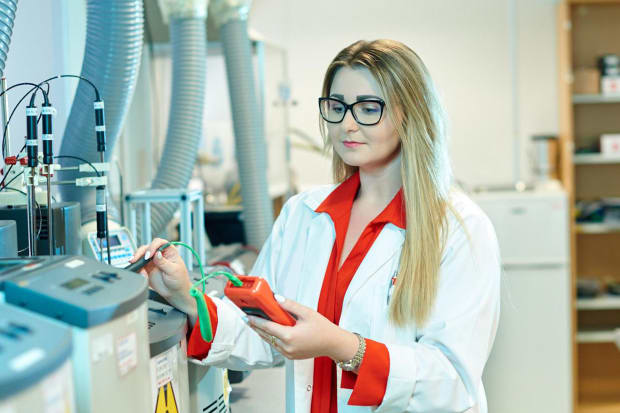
[339,362,353,371]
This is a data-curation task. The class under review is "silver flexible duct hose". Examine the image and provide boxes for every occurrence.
[0,0,16,76]
[220,18,273,248]
[149,17,206,236]
[58,0,143,223]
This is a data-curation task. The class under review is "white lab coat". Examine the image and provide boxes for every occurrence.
[193,184,501,413]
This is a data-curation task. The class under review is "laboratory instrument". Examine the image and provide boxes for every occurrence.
[225,275,296,326]
[0,220,17,257]
[83,227,136,267]
[0,202,81,255]
[0,303,76,413]
[2,255,152,413]
[148,299,190,413]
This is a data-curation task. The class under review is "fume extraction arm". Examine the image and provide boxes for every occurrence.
[56,0,274,249]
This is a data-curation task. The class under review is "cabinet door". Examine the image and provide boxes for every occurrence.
[483,266,572,413]
[475,194,569,266]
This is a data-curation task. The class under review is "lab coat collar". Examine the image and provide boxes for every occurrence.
[305,172,406,230]
[295,173,407,314]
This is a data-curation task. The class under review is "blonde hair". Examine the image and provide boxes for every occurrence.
[320,39,453,327]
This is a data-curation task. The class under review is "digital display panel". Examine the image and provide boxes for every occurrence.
[60,278,89,290]
[101,235,121,248]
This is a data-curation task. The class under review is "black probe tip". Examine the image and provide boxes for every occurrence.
[124,256,152,273]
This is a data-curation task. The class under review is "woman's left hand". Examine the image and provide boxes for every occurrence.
[248,296,359,362]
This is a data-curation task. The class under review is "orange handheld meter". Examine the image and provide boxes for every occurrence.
[224,275,296,326]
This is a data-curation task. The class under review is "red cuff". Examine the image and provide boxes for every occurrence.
[187,294,218,359]
[340,339,390,406]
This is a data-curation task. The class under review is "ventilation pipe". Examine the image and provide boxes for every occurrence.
[0,0,17,77]
[148,0,208,237]
[211,0,273,249]
[58,0,144,224]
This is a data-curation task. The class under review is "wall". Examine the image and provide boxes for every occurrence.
[249,0,560,190]
[1,0,561,197]
[3,0,85,159]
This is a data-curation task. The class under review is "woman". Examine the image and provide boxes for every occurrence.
[133,39,500,412]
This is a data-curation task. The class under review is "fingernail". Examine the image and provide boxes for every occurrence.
[144,250,151,260]
[274,294,285,303]
[156,251,162,259]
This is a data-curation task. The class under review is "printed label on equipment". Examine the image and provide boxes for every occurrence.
[154,346,175,387]
[95,125,106,132]
[94,101,104,109]
[96,204,106,212]
[150,346,181,413]
[26,139,37,146]
[154,382,179,413]
[65,259,84,269]
[92,333,113,363]
[26,107,39,116]
[41,106,55,115]
[116,333,138,376]
[43,362,73,413]
[42,134,53,141]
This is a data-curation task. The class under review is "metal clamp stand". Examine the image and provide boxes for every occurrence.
[124,189,206,270]
[25,167,37,256]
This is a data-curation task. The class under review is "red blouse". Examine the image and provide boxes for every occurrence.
[188,172,405,411]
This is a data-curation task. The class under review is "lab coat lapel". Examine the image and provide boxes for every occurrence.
[295,211,335,311]
[342,224,405,312]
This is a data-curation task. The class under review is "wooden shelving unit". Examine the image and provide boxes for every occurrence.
[574,153,620,165]
[558,1,620,411]
[573,94,620,104]
[578,295,620,310]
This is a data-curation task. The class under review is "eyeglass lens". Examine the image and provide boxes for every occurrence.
[320,99,383,125]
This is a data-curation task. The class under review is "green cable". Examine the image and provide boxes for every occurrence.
[158,241,242,342]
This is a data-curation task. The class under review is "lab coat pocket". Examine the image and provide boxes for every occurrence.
[371,270,418,345]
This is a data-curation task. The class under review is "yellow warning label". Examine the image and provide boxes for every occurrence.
[154,382,179,413]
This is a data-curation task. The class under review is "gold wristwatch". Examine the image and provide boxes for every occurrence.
[337,333,366,372]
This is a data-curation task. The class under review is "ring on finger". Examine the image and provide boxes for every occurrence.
[270,335,277,346]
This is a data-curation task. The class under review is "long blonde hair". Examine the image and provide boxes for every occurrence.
[319,39,453,327]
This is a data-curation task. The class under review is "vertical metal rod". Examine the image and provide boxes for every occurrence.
[46,171,53,255]
[1,77,10,155]
[25,168,37,256]
[129,206,137,245]
[195,193,205,266]
[143,202,151,245]
[180,195,192,271]
[100,153,111,265]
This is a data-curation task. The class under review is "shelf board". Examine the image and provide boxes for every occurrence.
[577,222,620,234]
[577,330,618,343]
[574,153,620,165]
[578,401,620,413]
[573,94,620,104]
[578,295,620,310]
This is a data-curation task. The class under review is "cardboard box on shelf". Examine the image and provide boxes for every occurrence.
[601,134,620,157]
[573,68,600,94]
[602,75,620,95]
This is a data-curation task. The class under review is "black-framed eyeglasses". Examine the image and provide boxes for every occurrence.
[318,97,385,126]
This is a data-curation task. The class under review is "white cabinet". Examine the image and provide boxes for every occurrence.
[473,189,572,413]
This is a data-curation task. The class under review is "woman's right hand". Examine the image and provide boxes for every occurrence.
[130,238,198,324]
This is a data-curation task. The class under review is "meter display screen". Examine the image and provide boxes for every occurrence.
[101,235,121,248]
[60,278,89,290]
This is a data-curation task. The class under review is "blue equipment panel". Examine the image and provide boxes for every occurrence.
[0,303,72,400]
[2,255,148,329]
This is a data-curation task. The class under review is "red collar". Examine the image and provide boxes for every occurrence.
[315,172,405,229]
